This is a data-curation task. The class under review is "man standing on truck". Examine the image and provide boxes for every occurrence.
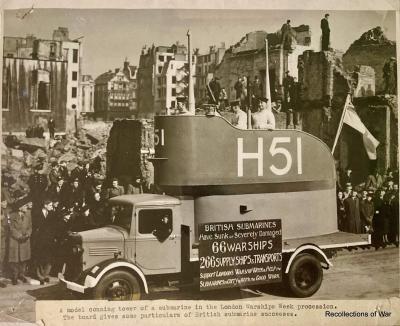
[252,98,275,130]
[230,100,247,129]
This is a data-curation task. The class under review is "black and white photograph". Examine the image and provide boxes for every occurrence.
[0,1,399,325]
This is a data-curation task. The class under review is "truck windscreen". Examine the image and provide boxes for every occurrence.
[109,204,133,232]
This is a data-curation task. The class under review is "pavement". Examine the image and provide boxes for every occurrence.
[0,246,398,323]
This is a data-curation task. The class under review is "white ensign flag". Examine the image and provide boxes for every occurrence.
[343,102,380,160]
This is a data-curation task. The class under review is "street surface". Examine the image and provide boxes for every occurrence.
[0,246,398,323]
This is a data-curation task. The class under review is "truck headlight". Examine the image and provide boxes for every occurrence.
[72,245,84,255]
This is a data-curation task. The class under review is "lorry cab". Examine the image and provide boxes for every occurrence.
[59,194,184,300]
[127,194,182,274]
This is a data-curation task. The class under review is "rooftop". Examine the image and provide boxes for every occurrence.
[109,194,180,206]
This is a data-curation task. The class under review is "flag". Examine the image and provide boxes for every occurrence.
[343,102,380,160]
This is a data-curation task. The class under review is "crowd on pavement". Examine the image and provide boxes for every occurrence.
[336,167,399,249]
[0,156,150,288]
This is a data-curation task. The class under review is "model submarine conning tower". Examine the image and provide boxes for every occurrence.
[153,115,336,196]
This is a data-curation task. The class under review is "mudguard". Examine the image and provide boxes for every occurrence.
[284,244,333,274]
[59,258,149,294]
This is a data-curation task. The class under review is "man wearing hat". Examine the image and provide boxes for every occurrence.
[176,98,190,115]
[344,190,361,234]
[343,183,353,199]
[321,13,330,51]
[230,100,247,129]
[251,98,275,130]
[48,161,60,186]
[33,200,55,284]
[70,160,86,184]
[58,160,69,181]
[360,190,374,233]
[8,200,32,285]
[47,176,66,203]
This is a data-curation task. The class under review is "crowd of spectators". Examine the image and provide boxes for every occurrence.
[0,156,149,287]
[336,167,399,249]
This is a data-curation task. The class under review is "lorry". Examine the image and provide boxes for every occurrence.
[58,114,370,300]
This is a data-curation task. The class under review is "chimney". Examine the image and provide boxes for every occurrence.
[115,68,120,73]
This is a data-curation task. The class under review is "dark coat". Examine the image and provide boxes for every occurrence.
[320,18,330,33]
[47,119,55,131]
[360,199,374,232]
[373,196,390,235]
[47,183,68,203]
[8,210,32,263]
[106,186,125,199]
[33,210,58,262]
[28,173,48,202]
[90,201,107,227]
[252,80,263,98]
[336,198,346,231]
[70,167,87,184]
[58,166,70,181]
[1,207,11,262]
[65,185,85,208]
[234,81,242,99]
[209,79,221,103]
[344,197,361,233]
[48,167,60,185]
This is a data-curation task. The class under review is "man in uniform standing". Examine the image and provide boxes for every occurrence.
[28,165,48,232]
[321,13,330,51]
[9,202,32,285]
[252,98,275,130]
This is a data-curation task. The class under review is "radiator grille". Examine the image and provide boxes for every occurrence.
[89,247,120,256]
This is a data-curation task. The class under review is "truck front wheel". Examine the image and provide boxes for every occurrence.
[93,270,141,300]
[287,253,323,298]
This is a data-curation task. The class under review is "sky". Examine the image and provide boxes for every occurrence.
[4,9,396,78]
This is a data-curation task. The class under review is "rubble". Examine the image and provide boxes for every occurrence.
[18,138,47,152]
[86,131,102,144]
[2,121,112,201]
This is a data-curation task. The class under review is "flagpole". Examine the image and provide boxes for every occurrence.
[331,94,350,155]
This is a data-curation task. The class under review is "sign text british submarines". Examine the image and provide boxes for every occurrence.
[199,220,282,291]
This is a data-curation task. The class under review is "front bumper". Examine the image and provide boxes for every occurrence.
[58,272,87,294]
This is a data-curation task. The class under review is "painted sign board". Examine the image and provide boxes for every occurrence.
[199,219,282,291]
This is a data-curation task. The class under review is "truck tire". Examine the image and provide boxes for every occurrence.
[287,253,323,298]
[92,270,141,300]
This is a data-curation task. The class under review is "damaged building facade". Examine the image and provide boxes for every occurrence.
[2,27,82,133]
[137,43,191,118]
[214,26,312,101]
[94,60,138,121]
[298,27,397,184]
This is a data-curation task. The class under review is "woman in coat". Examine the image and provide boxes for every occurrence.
[8,202,32,285]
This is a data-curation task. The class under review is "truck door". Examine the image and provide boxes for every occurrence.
[134,207,181,274]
